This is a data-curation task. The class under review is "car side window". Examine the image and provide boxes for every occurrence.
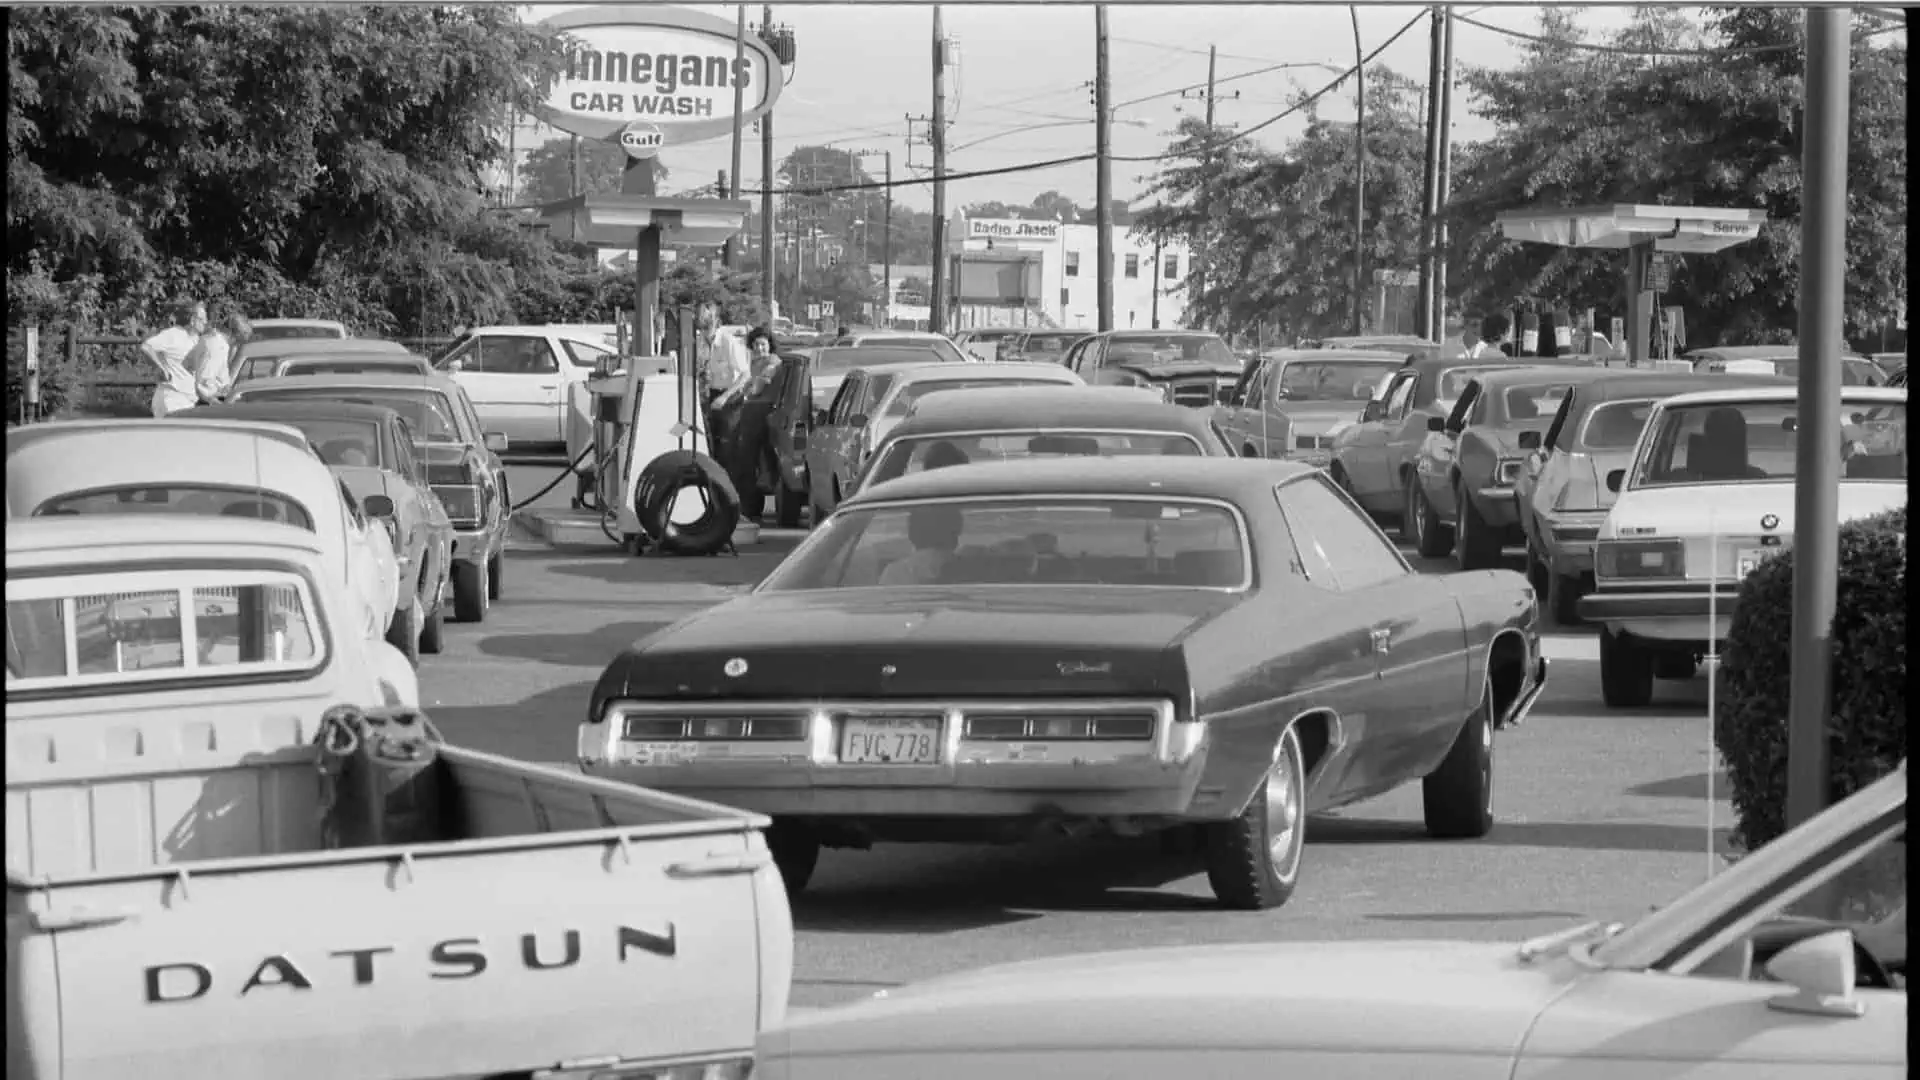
[1276,476,1409,591]
[1382,373,1417,419]
[482,336,559,375]
[338,479,367,529]
[1061,340,1087,372]
[1075,339,1106,377]
[827,377,860,425]
[441,338,481,373]
[1226,358,1263,407]
[449,388,484,442]
[1449,381,1481,430]
[1542,393,1575,451]
[390,418,420,481]
[560,339,611,369]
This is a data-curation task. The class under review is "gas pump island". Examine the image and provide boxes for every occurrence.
[530,4,787,552]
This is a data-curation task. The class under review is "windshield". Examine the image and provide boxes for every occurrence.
[269,418,385,468]
[1437,365,1512,404]
[859,337,968,365]
[865,431,1204,487]
[1631,400,1906,487]
[251,325,341,342]
[760,497,1250,591]
[885,378,1068,417]
[1276,359,1402,402]
[1578,400,1657,450]
[1105,335,1234,368]
[815,347,943,377]
[1501,382,1572,423]
[34,485,316,530]
[281,357,425,377]
[560,339,612,368]
[1020,334,1079,358]
[241,387,460,441]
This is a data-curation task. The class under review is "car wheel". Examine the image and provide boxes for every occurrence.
[774,478,804,528]
[418,595,445,655]
[487,549,504,600]
[1423,673,1495,839]
[1525,542,1551,597]
[453,561,487,623]
[1655,653,1700,680]
[766,820,820,897]
[1406,481,1453,557]
[385,600,421,669]
[1455,487,1503,570]
[1546,566,1584,627]
[1204,725,1307,911]
[1600,627,1656,707]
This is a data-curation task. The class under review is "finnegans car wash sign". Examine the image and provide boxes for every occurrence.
[537,6,785,146]
[968,218,1061,242]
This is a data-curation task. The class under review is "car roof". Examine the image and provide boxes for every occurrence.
[235,371,465,395]
[884,361,1081,386]
[1584,372,1793,402]
[1468,365,1624,390]
[468,325,607,344]
[280,352,429,367]
[7,417,313,458]
[890,386,1212,435]
[1653,385,1907,408]
[182,400,405,427]
[839,455,1312,508]
[250,318,347,331]
[242,337,408,358]
[1261,348,1409,362]
[6,421,327,515]
[1315,334,1438,347]
[1104,328,1222,339]
[1022,329,1088,338]
[7,514,326,562]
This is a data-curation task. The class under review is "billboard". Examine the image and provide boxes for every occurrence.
[537,6,784,147]
[950,253,1042,307]
[967,218,1061,242]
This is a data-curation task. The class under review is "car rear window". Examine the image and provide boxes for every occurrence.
[281,357,429,377]
[6,569,325,693]
[865,431,1204,487]
[815,347,943,377]
[858,337,969,365]
[239,387,459,441]
[34,486,316,530]
[762,498,1250,591]
[1276,359,1402,402]
[1106,335,1234,367]
[273,419,385,468]
[1502,383,1572,423]
[886,378,1070,417]
[250,325,343,341]
[1578,400,1657,449]
[1631,400,1906,486]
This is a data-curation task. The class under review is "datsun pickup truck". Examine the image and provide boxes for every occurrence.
[6,515,793,1080]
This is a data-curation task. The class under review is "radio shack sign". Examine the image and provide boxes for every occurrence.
[537,6,785,147]
[968,218,1061,242]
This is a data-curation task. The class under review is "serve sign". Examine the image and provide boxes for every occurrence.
[619,122,665,160]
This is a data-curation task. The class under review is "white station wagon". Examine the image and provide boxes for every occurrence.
[1578,385,1906,707]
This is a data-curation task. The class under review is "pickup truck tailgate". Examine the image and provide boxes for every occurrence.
[10,755,787,1080]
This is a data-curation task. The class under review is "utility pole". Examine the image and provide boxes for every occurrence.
[724,3,748,268]
[1094,4,1114,333]
[1195,45,1217,324]
[930,6,949,335]
[1349,7,1367,335]
[1433,9,1455,343]
[1418,6,1444,341]
[1786,7,1852,834]
[1205,45,1218,126]
[758,5,778,320]
[883,151,894,329]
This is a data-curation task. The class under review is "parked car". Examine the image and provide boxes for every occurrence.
[1516,372,1790,624]
[231,337,414,383]
[1062,329,1245,409]
[1329,354,1583,532]
[230,373,512,616]
[1685,345,1886,386]
[852,385,1234,497]
[1409,366,1619,567]
[1578,385,1907,706]
[841,331,972,365]
[753,761,1906,1078]
[5,418,403,657]
[5,514,794,1080]
[951,326,1030,362]
[802,361,1085,523]
[1214,348,1409,463]
[180,400,458,645]
[432,325,617,451]
[1013,329,1092,367]
[273,353,434,379]
[246,317,348,342]
[580,457,1548,910]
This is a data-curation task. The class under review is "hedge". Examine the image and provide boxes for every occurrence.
[1716,505,1907,853]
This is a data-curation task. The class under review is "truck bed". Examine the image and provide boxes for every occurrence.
[6,711,793,1080]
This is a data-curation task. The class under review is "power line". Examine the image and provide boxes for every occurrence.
[1454,11,1903,57]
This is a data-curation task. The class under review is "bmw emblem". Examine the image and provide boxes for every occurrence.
[1760,514,1780,531]
[723,658,749,678]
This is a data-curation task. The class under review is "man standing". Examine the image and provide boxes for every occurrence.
[141,300,206,416]
[189,311,251,404]
[1473,313,1515,359]
[696,302,749,454]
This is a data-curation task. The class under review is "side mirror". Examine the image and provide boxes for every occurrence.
[363,494,396,518]
[849,413,870,429]
[1606,469,1625,493]
[1362,400,1386,423]
[1518,430,1543,450]
[1764,930,1865,1018]
[484,432,510,452]
[1427,415,1447,433]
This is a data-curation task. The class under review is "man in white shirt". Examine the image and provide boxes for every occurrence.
[697,302,749,451]
[141,301,207,416]
[188,312,251,404]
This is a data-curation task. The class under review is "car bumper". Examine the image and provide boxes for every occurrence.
[1536,512,1606,573]
[1577,587,1737,643]
[1472,488,1523,527]
[450,521,503,565]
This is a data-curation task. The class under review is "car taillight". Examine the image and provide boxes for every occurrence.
[1596,539,1685,580]
[962,713,1155,740]
[1495,458,1524,486]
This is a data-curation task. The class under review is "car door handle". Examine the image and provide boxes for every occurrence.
[29,906,139,933]
[1370,628,1393,654]
[665,851,773,879]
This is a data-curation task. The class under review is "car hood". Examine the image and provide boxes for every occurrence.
[1603,481,1907,539]
[590,587,1238,702]
[1111,358,1244,381]
[762,940,1573,1061]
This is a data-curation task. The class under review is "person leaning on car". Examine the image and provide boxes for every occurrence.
[715,326,783,523]
[697,302,750,448]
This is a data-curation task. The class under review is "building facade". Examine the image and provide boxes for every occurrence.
[946,208,1190,332]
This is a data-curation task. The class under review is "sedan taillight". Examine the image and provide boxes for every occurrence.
[1596,539,1686,580]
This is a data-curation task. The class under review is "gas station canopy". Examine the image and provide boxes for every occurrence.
[1496,203,1768,255]
[538,194,751,250]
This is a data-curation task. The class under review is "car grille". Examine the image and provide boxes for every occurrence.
[1168,378,1235,408]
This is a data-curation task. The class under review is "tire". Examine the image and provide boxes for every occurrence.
[1405,479,1453,557]
[774,477,804,528]
[1600,627,1655,707]
[766,820,820,897]
[1655,653,1700,680]
[1547,567,1584,627]
[1423,675,1495,839]
[1204,725,1307,910]
[487,549,504,600]
[453,561,487,623]
[1455,487,1504,570]
[418,595,445,655]
[385,600,421,669]
[1525,542,1551,599]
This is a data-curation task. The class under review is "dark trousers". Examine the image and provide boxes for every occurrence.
[704,389,729,454]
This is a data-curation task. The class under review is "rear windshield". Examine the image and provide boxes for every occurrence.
[857,337,968,365]
[866,431,1204,486]
[762,498,1250,591]
[251,325,342,342]
[815,347,942,377]
[1501,382,1572,423]
[240,387,459,441]
[1105,335,1234,367]
[274,419,385,468]
[35,486,316,530]
[1631,400,1907,487]
[7,569,325,693]
[886,378,1068,417]
[281,357,427,377]
[1578,400,1657,449]
[1275,359,1403,402]
[1020,335,1080,357]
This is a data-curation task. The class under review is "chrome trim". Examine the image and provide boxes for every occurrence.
[1500,657,1550,729]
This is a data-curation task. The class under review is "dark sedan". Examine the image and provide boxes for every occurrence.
[1061,329,1245,408]
[578,457,1548,911]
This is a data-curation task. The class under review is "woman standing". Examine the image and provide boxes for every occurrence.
[717,326,784,523]
[141,300,206,416]
[188,310,251,405]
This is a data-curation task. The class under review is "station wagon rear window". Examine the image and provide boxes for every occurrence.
[866,431,1204,486]
[1578,400,1657,449]
[6,569,326,691]
[886,378,1070,417]
[1631,400,1907,487]
[763,497,1250,591]
[241,387,459,441]
[1501,382,1572,422]
[34,486,315,530]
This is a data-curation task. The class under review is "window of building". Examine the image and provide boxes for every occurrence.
[1065,251,1081,277]
[1124,254,1140,279]
[1164,254,1180,280]
[1060,287,1070,307]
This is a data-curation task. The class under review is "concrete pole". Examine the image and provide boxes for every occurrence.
[1349,6,1367,335]
[1418,6,1444,340]
[621,155,660,374]
[724,3,747,269]
[930,7,949,335]
[1433,9,1454,341]
[759,5,776,319]
[884,152,895,329]
[1094,5,1114,333]
[1786,8,1852,830]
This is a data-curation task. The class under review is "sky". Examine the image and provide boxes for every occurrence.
[516,3,1646,214]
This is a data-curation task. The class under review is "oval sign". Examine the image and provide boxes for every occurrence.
[723,657,749,678]
[538,5,786,147]
[620,121,665,160]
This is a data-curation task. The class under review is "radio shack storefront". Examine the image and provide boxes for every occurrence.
[950,217,1065,329]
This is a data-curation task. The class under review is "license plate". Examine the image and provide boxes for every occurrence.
[1735,547,1770,577]
[618,741,699,765]
[841,717,941,765]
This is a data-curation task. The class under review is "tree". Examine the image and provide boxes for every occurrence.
[517,137,667,205]
[1029,190,1087,222]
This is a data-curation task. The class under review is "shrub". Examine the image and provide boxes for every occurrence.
[1716,505,1907,852]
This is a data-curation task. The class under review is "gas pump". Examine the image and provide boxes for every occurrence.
[576,356,721,552]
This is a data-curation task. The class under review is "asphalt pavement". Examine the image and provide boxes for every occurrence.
[422,457,1734,1008]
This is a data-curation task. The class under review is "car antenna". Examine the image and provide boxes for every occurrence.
[1705,503,1720,882]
